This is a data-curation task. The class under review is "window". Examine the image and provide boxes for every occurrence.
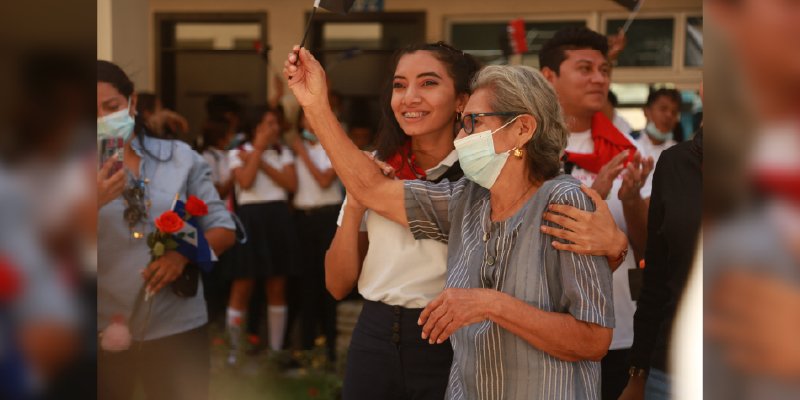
[685,16,703,67]
[606,18,674,67]
[450,20,586,67]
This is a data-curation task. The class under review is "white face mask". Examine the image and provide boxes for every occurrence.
[97,97,135,142]
[454,116,520,189]
[644,121,673,142]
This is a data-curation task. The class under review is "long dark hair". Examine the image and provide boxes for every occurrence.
[374,42,481,161]
[96,60,170,161]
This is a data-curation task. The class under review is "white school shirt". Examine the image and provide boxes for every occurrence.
[567,129,651,350]
[228,143,294,204]
[202,147,231,186]
[335,151,460,308]
[293,141,343,209]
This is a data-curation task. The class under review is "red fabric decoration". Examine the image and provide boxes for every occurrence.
[386,140,426,180]
[754,169,800,206]
[565,112,637,174]
[0,256,23,304]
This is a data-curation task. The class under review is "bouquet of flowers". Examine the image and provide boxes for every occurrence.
[147,195,208,262]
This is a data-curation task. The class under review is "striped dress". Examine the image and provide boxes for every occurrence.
[403,174,615,400]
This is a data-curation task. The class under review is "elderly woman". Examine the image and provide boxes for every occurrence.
[286,49,613,399]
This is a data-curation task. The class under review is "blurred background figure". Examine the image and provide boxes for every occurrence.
[704,0,800,399]
[290,110,343,364]
[135,91,190,141]
[604,90,634,136]
[199,117,237,327]
[225,105,298,366]
[0,49,92,400]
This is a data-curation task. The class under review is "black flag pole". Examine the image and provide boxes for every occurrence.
[291,0,355,77]
[299,0,320,50]
[299,0,356,50]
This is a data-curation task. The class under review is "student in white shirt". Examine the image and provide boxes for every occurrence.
[225,105,298,365]
[289,110,343,362]
[200,118,237,325]
[637,88,681,163]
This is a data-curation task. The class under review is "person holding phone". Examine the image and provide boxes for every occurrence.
[97,60,236,400]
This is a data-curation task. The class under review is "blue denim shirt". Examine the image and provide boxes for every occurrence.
[98,135,234,340]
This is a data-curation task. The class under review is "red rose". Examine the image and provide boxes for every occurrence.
[185,195,208,217]
[154,211,184,234]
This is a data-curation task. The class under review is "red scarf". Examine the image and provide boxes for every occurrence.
[565,112,637,174]
[386,140,426,180]
[754,169,800,206]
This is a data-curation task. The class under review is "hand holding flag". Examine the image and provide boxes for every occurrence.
[290,0,355,78]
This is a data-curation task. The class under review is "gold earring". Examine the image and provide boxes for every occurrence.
[512,147,524,158]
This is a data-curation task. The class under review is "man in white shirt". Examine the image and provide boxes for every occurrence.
[540,26,654,400]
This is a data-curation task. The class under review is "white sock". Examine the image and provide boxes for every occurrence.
[267,305,288,351]
[226,307,243,328]
[226,308,244,349]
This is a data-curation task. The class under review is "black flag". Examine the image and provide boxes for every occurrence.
[319,0,356,15]
[610,0,641,11]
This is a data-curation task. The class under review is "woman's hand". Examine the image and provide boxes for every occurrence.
[540,185,628,266]
[141,251,189,296]
[97,155,126,209]
[364,152,396,178]
[290,136,307,157]
[418,288,496,345]
[283,46,330,110]
[252,124,271,151]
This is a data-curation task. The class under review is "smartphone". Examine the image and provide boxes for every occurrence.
[99,137,124,176]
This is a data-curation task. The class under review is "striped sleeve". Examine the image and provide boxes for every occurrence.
[550,183,615,328]
[403,178,467,244]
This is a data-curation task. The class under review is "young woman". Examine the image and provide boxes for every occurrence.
[225,105,298,365]
[97,60,235,400]
[322,42,479,399]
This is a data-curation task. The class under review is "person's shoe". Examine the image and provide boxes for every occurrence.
[226,350,238,366]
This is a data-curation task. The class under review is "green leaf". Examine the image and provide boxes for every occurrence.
[153,242,165,257]
[165,239,179,250]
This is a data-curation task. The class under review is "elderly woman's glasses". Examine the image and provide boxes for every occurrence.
[460,112,520,135]
[122,177,149,239]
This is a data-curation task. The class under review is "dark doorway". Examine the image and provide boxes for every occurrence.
[155,13,267,146]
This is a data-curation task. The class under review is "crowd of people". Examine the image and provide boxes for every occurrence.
[97,24,703,400]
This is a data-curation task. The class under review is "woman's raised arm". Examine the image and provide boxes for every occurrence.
[284,46,406,226]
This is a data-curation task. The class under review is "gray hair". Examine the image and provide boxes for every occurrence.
[471,65,569,182]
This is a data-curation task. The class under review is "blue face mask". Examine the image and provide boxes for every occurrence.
[301,128,318,142]
[644,121,673,142]
[454,116,520,189]
[97,97,135,142]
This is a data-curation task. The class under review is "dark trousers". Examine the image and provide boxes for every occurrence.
[295,205,339,360]
[98,325,209,400]
[602,348,631,400]
[343,300,453,400]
